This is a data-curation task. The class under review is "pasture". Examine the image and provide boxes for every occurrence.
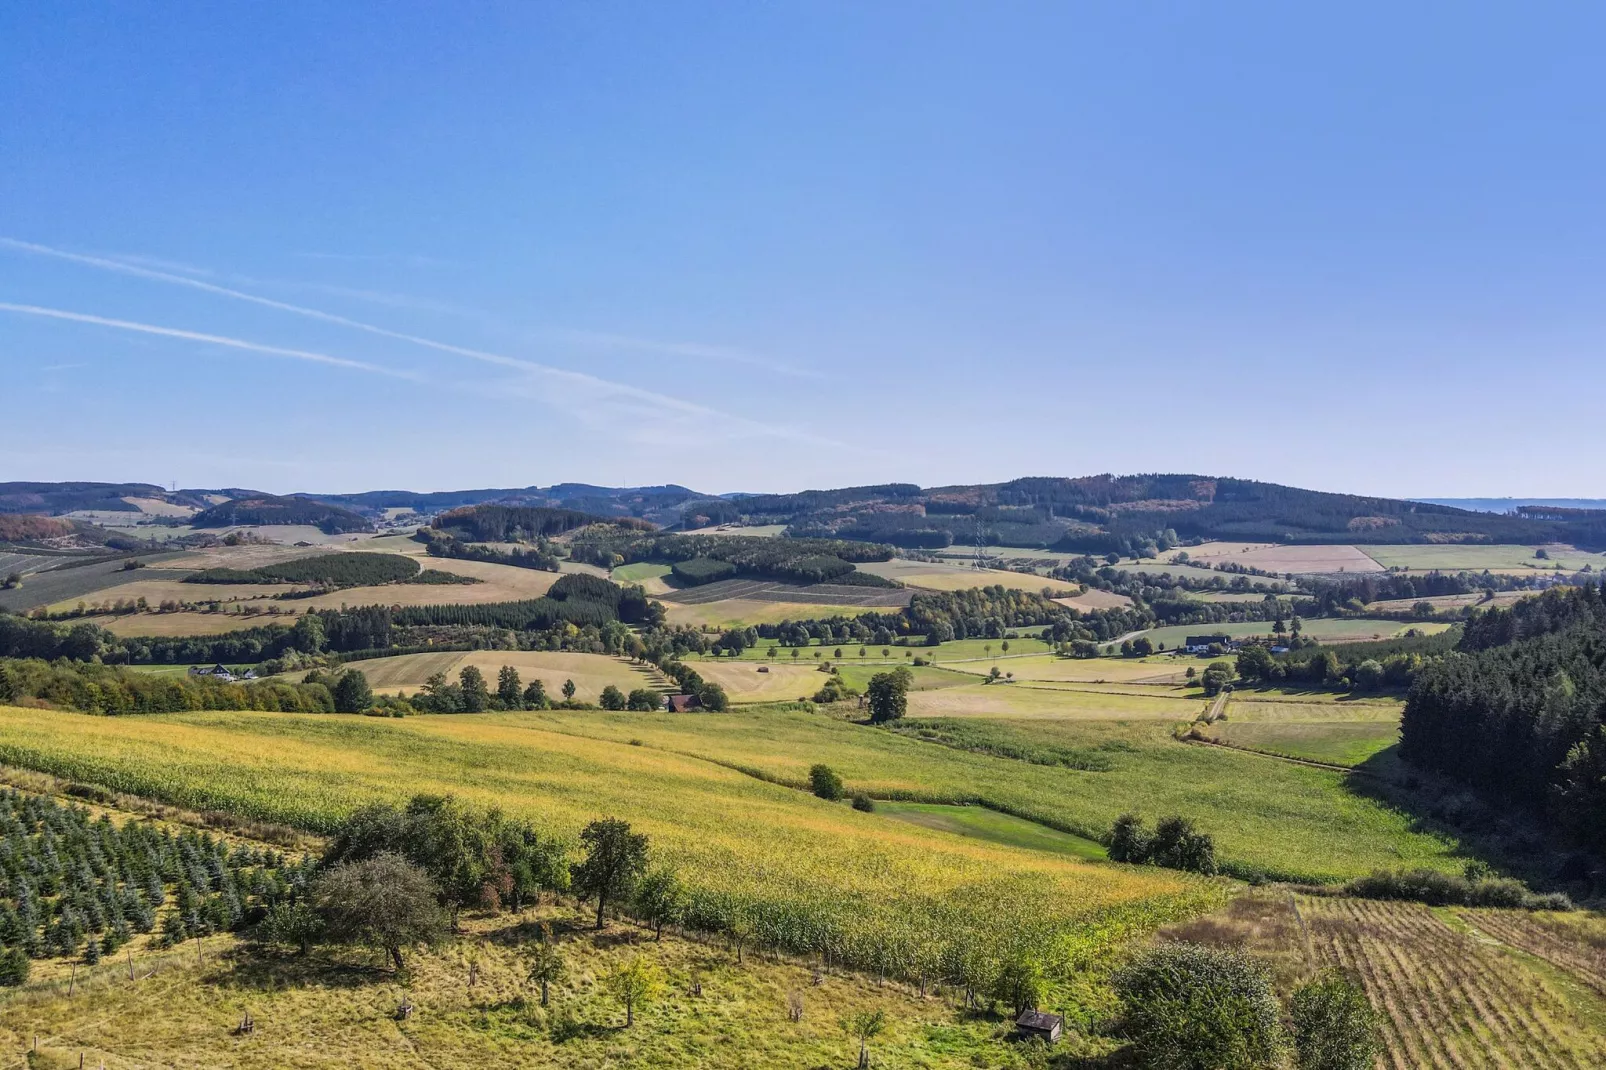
[977,653,1190,685]
[1126,618,1447,650]
[690,660,826,703]
[658,577,910,609]
[876,801,1108,861]
[661,598,890,629]
[856,559,1080,593]
[1366,589,1532,614]
[1197,694,1404,767]
[320,650,660,702]
[1053,588,1134,610]
[906,683,1201,721]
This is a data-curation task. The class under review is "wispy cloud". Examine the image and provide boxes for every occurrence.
[545,328,819,379]
[293,251,459,270]
[38,361,86,372]
[0,237,843,447]
[0,302,423,381]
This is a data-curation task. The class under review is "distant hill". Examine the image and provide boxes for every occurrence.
[0,481,211,515]
[302,483,702,526]
[431,504,654,542]
[1414,497,1606,515]
[190,494,373,535]
[700,475,1606,553]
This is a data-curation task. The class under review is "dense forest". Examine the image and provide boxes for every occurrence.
[570,531,893,584]
[190,495,373,535]
[431,504,653,542]
[414,529,559,571]
[185,552,424,588]
[1400,586,1606,852]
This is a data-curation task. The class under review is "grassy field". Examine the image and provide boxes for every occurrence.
[1366,589,1532,614]
[1053,589,1134,610]
[1164,892,1606,1068]
[324,651,661,702]
[1359,543,1606,573]
[661,598,892,628]
[0,704,1215,978]
[906,683,1203,721]
[690,660,826,703]
[973,653,1190,685]
[71,610,302,637]
[1,904,1085,1070]
[856,559,1080,593]
[877,801,1108,861]
[1197,694,1404,767]
[1127,618,1448,650]
[610,561,674,583]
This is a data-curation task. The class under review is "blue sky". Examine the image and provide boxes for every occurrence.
[3,3,1604,497]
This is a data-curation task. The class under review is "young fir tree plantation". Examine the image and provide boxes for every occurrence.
[1,477,1605,1067]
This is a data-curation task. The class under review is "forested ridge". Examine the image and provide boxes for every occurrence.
[1401,585,1606,851]
[190,495,372,535]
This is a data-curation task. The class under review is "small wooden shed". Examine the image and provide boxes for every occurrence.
[1015,1010,1062,1043]
[665,694,701,713]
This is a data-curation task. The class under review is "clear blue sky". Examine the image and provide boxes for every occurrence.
[3,3,1603,497]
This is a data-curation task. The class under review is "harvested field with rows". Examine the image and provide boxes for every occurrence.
[656,577,911,607]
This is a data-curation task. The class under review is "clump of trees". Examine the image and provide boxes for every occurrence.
[1342,867,1571,911]
[1107,814,1217,874]
[1115,944,1379,1070]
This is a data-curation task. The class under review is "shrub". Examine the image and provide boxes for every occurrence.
[600,685,626,711]
[1343,867,1569,911]
[1106,814,1216,874]
[1114,943,1284,1070]
[851,794,875,813]
[310,853,448,970]
[810,763,844,801]
[626,688,660,712]
[1289,969,1380,1070]
[0,946,28,986]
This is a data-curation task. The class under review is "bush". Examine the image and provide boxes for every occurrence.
[1106,814,1216,874]
[1289,969,1380,1070]
[1114,943,1284,1070]
[311,852,448,970]
[851,794,875,812]
[1343,867,1569,911]
[626,688,660,712]
[600,685,626,710]
[809,764,844,801]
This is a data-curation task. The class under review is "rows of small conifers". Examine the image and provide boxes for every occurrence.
[0,788,310,986]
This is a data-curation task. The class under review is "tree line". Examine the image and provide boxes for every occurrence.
[1401,585,1606,853]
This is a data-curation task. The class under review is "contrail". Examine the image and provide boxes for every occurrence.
[0,302,422,380]
[0,237,751,421]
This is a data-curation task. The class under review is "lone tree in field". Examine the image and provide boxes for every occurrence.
[842,1008,887,1069]
[605,955,664,1027]
[311,852,447,971]
[571,817,649,929]
[810,763,845,800]
[332,669,373,714]
[866,668,912,723]
[1289,969,1380,1070]
[526,925,566,1007]
[1114,943,1283,1070]
[497,665,523,708]
[562,679,577,702]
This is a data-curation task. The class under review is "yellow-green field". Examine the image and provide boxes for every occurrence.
[661,598,889,628]
[1127,618,1449,650]
[1199,694,1405,767]
[856,559,1080,593]
[906,683,1202,720]
[1359,543,1606,573]
[690,660,828,703]
[317,651,663,702]
[0,704,1215,981]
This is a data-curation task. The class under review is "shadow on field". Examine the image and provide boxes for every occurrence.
[1339,744,1591,892]
[209,945,398,991]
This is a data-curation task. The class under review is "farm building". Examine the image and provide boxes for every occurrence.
[665,694,700,712]
[1183,634,1232,653]
[1015,1009,1062,1043]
